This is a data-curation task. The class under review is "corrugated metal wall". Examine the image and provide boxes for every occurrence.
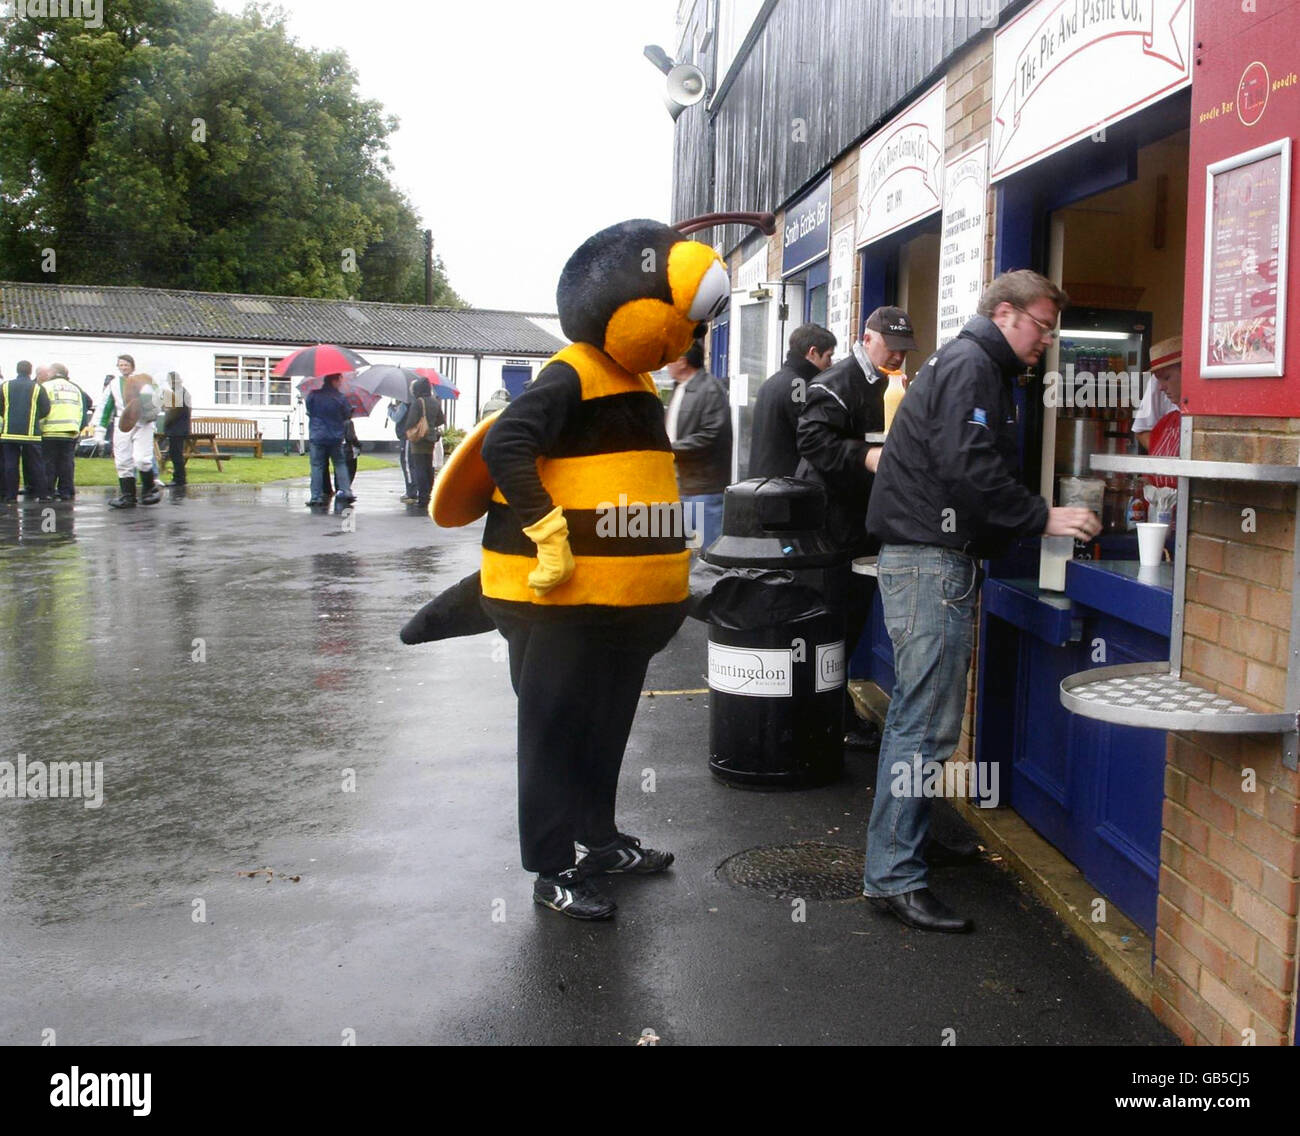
[673,0,1020,250]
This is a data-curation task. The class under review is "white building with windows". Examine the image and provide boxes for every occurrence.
[0,282,567,446]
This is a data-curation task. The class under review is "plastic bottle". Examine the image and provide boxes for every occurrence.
[882,369,907,432]
[1126,476,1148,531]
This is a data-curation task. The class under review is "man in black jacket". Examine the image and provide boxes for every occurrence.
[666,341,731,551]
[0,360,52,501]
[748,323,836,479]
[796,306,917,747]
[861,271,1101,934]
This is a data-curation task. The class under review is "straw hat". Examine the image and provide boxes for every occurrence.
[1149,336,1182,374]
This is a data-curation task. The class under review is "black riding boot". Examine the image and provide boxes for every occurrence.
[140,468,162,505]
[108,477,137,509]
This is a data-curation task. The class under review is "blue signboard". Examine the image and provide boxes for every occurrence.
[781,175,832,276]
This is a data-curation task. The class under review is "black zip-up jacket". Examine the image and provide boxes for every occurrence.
[866,315,1048,558]
[794,348,885,552]
[748,349,820,479]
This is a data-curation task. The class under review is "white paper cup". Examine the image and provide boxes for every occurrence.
[1038,535,1073,591]
[1136,522,1169,567]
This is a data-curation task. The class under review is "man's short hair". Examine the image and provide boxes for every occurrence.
[682,341,705,370]
[50,363,69,378]
[789,323,836,359]
[116,353,135,371]
[16,360,32,376]
[977,270,1069,318]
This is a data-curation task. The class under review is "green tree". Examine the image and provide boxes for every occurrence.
[0,0,463,305]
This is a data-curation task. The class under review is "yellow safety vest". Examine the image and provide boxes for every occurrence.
[41,378,84,437]
[0,379,43,443]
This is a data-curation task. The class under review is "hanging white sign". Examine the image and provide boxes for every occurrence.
[937,143,990,348]
[856,83,946,248]
[826,223,856,358]
[991,0,1193,182]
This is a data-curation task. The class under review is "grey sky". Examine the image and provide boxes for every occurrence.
[214,0,679,314]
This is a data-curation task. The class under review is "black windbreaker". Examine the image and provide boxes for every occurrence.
[794,349,885,552]
[748,350,820,480]
[866,315,1048,558]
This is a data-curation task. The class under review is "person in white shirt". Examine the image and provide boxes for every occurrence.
[1132,336,1181,451]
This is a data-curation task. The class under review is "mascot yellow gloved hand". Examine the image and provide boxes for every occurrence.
[522,505,575,596]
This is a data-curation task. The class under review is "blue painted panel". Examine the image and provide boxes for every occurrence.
[1066,560,1173,639]
[983,601,1166,937]
[981,577,1077,647]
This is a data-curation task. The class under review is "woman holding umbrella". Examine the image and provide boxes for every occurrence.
[400,376,446,509]
[305,374,355,507]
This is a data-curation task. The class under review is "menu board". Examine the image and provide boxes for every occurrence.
[937,143,989,348]
[1201,138,1291,377]
[826,223,855,360]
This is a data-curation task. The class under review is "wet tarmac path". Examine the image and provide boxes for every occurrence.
[0,470,1175,1045]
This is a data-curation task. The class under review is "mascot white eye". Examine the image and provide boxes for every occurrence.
[687,261,730,321]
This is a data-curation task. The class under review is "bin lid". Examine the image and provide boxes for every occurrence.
[703,478,846,568]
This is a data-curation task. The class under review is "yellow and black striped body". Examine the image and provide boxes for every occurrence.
[480,343,690,620]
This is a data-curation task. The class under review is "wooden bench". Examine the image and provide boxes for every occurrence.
[191,416,263,457]
[155,432,231,474]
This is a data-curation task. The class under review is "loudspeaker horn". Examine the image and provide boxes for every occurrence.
[666,63,707,108]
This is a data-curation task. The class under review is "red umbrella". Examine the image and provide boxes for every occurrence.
[273,344,369,378]
[297,373,381,417]
[411,367,459,400]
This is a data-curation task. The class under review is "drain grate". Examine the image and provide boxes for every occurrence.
[716,841,864,900]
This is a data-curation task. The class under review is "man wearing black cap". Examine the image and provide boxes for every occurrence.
[795,306,917,748]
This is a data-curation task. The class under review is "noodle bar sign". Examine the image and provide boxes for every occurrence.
[1184,0,1300,415]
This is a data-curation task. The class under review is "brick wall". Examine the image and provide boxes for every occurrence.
[1153,421,1300,1045]
[945,35,995,766]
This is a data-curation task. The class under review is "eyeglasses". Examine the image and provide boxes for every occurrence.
[1015,307,1059,340]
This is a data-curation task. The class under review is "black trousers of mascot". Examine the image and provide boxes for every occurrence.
[494,610,681,875]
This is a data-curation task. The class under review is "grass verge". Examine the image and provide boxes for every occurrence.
[74,454,396,488]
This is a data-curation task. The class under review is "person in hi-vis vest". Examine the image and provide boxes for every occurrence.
[0,360,51,500]
[39,363,91,501]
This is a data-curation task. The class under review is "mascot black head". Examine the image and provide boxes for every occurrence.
[556,219,730,374]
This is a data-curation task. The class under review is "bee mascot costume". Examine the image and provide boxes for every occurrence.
[404,219,729,920]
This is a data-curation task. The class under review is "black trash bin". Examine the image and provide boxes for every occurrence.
[692,478,851,787]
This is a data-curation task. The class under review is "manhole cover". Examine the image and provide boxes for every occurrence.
[716,841,864,900]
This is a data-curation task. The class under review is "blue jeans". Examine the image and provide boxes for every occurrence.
[682,493,724,552]
[309,440,351,501]
[863,544,978,897]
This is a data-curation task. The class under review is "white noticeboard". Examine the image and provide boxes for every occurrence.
[857,83,946,248]
[990,0,1193,182]
[937,143,990,348]
[826,223,856,357]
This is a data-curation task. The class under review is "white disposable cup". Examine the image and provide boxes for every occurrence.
[1137,522,1169,567]
[1038,535,1073,591]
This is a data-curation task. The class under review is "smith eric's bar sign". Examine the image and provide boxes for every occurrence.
[782,175,831,276]
[991,0,1193,182]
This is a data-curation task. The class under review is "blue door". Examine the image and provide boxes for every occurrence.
[710,312,730,381]
[501,365,532,400]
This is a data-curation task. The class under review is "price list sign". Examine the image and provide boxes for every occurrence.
[937,143,989,348]
[1201,138,1291,377]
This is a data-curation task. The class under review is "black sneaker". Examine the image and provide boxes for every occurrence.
[576,833,674,876]
[533,869,616,920]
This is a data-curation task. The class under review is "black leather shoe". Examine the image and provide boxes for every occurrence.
[843,719,881,751]
[923,836,983,866]
[869,887,973,933]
